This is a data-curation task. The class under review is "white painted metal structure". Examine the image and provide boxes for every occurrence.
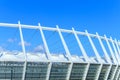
[0,22,119,80]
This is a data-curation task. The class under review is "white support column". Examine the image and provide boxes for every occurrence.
[104,35,117,64]
[116,68,120,80]
[96,33,112,80]
[72,28,90,80]
[104,65,112,80]
[46,62,52,80]
[104,35,118,80]
[82,63,90,80]
[56,25,72,61]
[18,21,27,80]
[110,37,120,64]
[95,64,103,80]
[96,32,111,63]
[39,23,51,60]
[85,30,102,80]
[38,23,52,80]
[85,30,102,63]
[115,39,120,79]
[112,65,118,80]
[21,48,27,80]
[72,28,89,62]
[118,72,120,80]
[66,62,73,80]
[114,39,120,80]
[56,25,72,80]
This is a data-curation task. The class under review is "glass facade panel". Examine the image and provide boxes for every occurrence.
[118,72,120,80]
[70,63,87,80]
[114,66,120,80]
[25,62,48,80]
[86,64,100,80]
[49,62,69,80]
[0,61,24,80]
[0,61,119,80]
[108,65,116,80]
[98,64,109,80]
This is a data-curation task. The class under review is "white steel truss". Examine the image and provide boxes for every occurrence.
[18,21,27,80]
[110,37,120,64]
[38,23,52,80]
[56,25,73,80]
[72,28,90,80]
[96,32,111,63]
[104,35,117,64]
[0,22,119,80]
[85,30,102,63]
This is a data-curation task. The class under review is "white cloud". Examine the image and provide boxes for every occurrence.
[18,41,31,46]
[7,38,17,43]
[34,44,44,52]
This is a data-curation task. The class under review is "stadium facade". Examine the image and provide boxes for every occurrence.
[0,22,119,80]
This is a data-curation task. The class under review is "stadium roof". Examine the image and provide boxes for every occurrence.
[0,22,120,80]
[0,22,119,65]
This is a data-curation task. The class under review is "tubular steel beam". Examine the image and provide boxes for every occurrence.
[96,32,111,63]
[85,30,102,63]
[18,21,27,80]
[0,22,119,45]
[38,23,52,80]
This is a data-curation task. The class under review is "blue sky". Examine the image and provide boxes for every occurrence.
[0,0,120,56]
[0,0,120,38]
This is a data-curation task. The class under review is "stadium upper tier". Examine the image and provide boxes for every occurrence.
[0,22,119,80]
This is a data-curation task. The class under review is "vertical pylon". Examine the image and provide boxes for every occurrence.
[115,39,120,59]
[96,32,111,63]
[72,28,89,62]
[38,23,52,60]
[18,21,27,80]
[56,25,72,61]
[72,28,90,80]
[110,37,120,64]
[104,35,117,64]
[38,23,52,80]
[56,25,73,80]
[85,30,102,63]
